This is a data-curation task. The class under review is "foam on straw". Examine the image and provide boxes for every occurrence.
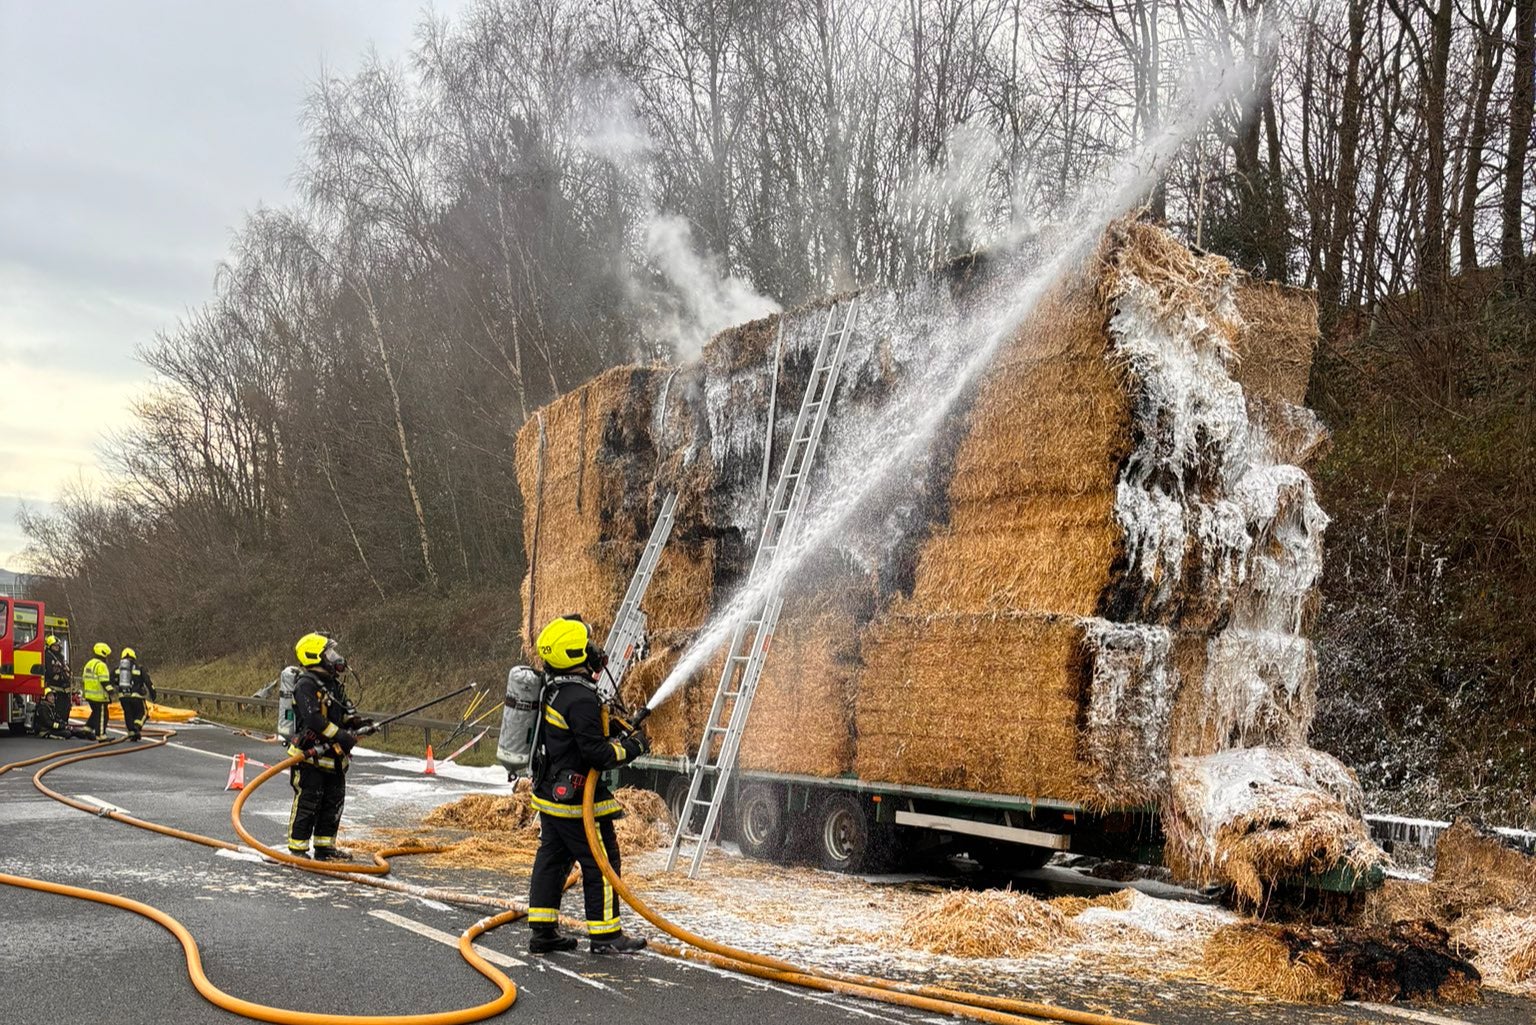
[649,55,1264,710]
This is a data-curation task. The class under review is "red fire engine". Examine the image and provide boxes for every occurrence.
[0,597,70,734]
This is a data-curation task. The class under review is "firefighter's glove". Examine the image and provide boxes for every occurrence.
[337,729,359,753]
[623,730,651,759]
[355,720,378,737]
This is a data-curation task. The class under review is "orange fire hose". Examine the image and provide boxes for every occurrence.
[579,769,1156,1025]
[0,731,520,1024]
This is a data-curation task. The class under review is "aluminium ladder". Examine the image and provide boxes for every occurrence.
[600,491,678,701]
[667,298,860,877]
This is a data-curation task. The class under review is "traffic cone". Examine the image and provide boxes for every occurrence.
[224,752,246,791]
[423,745,436,776]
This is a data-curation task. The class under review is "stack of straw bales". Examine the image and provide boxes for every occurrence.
[512,219,1373,897]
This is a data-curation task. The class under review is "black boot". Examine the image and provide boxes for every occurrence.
[529,928,579,954]
[312,846,355,862]
[589,932,647,955]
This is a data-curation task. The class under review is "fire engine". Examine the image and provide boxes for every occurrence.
[0,596,70,734]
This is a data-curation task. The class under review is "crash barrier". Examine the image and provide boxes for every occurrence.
[156,687,499,754]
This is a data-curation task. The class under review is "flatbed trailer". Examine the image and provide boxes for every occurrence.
[616,758,1382,896]
[618,755,1164,875]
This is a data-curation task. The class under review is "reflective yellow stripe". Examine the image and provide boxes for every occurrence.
[527,908,559,924]
[587,917,621,936]
[597,831,615,922]
[610,743,627,763]
[542,706,568,730]
[531,796,622,818]
[322,722,340,738]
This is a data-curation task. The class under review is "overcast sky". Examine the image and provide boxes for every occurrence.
[0,0,467,570]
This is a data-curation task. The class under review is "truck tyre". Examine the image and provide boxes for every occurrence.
[734,782,787,861]
[664,776,692,831]
[814,793,898,874]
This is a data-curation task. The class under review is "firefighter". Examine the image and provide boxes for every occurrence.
[285,632,372,861]
[525,615,650,955]
[38,635,72,737]
[116,647,157,741]
[82,642,114,741]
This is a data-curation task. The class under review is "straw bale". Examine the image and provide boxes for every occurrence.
[1248,396,1331,469]
[619,629,704,758]
[645,539,717,632]
[516,366,664,654]
[1164,748,1385,906]
[1434,819,1536,911]
[905,494,1121,617]
[739,600,861,777]
[1232,280,1319,407]
[1507,919,1536,982]
[1199,921,1480,1004]
[855,608,1107,803]
[888,888,1080,958]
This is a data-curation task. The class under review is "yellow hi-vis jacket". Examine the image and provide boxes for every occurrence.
[82,658,112,702]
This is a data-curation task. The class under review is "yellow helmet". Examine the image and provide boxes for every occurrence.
[295,632,331,667]
[93,642,111,658]
[45,634,58,647]
[120,647,137,660]
[295,631,348,673]
[537,616,594,670]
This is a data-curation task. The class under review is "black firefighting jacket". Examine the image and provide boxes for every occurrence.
[118,658,156,700]
[42,646,70,691]
[287,669,357,773]
[531,674,643,820]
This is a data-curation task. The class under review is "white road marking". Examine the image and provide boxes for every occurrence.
[74,794,129,814]
[369,909,526,968]
[646,950,919,1023]
[531,955,625,995]
[1346,1003,1479,1025]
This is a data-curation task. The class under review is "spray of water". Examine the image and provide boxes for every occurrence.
[647,54,1265,711]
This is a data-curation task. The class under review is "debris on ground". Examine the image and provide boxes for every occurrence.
[889,889,1079,957]
[1195,919,1481,1004]
[1358,819,1536,998]
[351,782,673,871]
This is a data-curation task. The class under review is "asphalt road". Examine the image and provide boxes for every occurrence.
[1,725,1531,1025]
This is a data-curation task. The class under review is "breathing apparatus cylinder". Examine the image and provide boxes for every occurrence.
[117,659,133,693]
[496,665,546,776]
[275,666,300,741]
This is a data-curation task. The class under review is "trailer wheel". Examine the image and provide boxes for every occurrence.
[814,793,897,874]
[663,776,692,829]
[734,782,787,861]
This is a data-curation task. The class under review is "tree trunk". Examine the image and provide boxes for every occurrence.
[1504,0,1535,284]
[1319,1,1367,331]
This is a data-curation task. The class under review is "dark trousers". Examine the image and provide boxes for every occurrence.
[86,700,110,739]
[51,689,71,732]
[288,763,346,852]
[119,696,147,738]
[527,813,623,937]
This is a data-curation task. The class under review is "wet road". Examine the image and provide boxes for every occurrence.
[1,725,1530,1025]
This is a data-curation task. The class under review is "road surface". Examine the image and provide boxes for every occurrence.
[1,725,1530,1025]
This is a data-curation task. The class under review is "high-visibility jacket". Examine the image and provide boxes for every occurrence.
[82,658,111,702]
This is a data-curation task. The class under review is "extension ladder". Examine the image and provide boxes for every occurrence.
[667,298,860,877]
[601,491,678,702]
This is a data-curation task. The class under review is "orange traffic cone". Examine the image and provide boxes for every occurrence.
[423,745,436,776]
[224,752,247,791]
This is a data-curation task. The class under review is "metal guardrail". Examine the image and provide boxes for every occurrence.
[156,686,500,754]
